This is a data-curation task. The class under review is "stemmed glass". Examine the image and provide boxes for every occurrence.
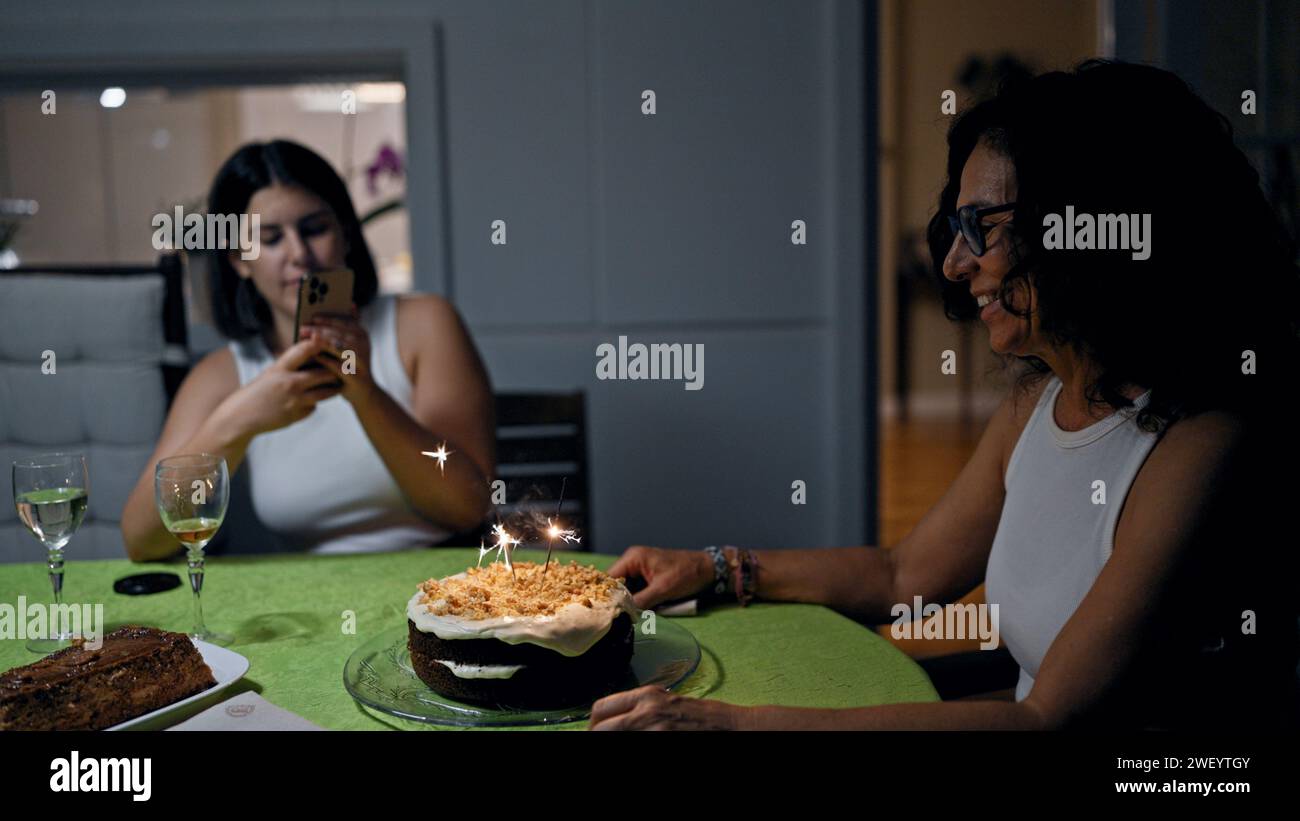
[154,454,230,645]
[12,453,89,653]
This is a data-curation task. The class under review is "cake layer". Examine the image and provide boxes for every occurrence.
[408,611,635,667]
[433,659,525,679]
[0,625,216,731]
[408,613,635,708]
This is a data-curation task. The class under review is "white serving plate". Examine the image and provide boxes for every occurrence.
[106,639,250,731]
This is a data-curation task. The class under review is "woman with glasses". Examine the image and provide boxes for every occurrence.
[592,60,1300,730]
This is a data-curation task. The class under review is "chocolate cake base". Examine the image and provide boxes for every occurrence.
[0,625,217,731]
[408,613,634,709]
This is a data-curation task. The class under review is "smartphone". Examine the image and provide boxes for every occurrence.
[293,268,355,368]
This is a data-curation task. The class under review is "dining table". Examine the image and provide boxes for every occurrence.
[0,547,940,730]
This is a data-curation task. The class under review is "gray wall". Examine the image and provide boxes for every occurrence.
[0,0,871,554]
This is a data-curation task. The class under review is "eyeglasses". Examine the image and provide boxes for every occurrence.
[947,202,1016,257]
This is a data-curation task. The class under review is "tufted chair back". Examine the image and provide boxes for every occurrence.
[0,261,185,562]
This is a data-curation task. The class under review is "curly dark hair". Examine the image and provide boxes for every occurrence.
[926,59,1300,435]
[205,140,379,341]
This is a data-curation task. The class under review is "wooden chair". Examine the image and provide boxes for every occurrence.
[479,391,592,551]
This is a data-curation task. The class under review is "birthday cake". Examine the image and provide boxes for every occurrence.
[406,560,639,708]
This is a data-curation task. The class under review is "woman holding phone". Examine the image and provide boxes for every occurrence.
[122,140,495,558]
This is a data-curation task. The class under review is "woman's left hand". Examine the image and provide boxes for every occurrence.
[301,306,375,403]
[588,685,744,731]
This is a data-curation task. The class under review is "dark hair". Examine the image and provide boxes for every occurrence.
[926,59,1300,434]
[205,140,379,340]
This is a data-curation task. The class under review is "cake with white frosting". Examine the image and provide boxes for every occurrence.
[406,560,639,707]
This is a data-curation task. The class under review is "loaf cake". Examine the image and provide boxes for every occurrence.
[0,625,217,731]
[407,560,639,708]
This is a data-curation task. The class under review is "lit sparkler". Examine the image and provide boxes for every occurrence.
[489,523,520,581]
[420,442,453,474]
[542,478,579,575]
[545,519,580,546]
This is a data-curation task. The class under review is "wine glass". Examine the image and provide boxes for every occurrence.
[12,453,89,653]
[154,454,230,645]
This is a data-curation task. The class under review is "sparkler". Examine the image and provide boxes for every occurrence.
[489,523,520,581]
[542,477,580,575]
[543,517,580,573]
[420,441,453,475]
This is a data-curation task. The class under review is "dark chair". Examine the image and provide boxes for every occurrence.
[917,647,1021,701]
[483,391,592,551]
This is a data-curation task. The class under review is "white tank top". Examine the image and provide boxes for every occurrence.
[984,374,1158,701]
[227,294,450,554]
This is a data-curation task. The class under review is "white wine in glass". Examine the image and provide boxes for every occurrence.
[155,454,230,645]
[167,517,222,548]
[12,454,89,653]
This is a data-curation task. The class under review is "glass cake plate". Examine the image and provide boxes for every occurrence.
[342,618,701,727]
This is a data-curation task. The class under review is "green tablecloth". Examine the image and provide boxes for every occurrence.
[0,548,938,729]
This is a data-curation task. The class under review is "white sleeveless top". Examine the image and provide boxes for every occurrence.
[984,375,1159,701]
[228,294,450,554]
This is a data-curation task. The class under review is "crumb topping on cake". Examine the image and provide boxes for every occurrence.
[417,561,623,619]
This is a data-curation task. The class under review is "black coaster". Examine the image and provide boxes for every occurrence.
[113,572,182,596]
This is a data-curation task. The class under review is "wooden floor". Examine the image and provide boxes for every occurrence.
[876,411,997,659]
[879,413,987,548]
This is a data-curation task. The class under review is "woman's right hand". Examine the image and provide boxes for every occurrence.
[214,337,343,439]
[607,546,715,610]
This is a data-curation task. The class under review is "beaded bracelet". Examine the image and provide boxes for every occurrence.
[733,547,759,607]
[703,545,758,607]
[703,545,729,596]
